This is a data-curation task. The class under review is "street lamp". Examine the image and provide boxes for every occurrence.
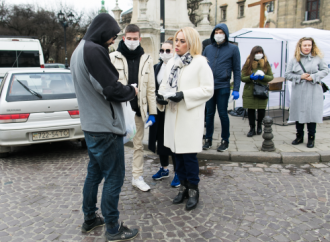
[57,11,74,68]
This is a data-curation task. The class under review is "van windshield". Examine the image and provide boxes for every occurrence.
[0,50,40,68]
[6,72,76,102]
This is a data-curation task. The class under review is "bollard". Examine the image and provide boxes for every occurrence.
[261,116,276,152]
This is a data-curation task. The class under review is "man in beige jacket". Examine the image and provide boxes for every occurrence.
[110,24,157,192]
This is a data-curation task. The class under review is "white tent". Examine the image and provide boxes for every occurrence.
[229,28,330,118]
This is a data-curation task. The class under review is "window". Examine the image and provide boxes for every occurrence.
[0,51,40,68]
[267,1,275,12]
[306,0,320,20]
[237,1,245,18]
[220,5,228,21]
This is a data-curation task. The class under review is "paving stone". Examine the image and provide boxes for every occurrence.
[231,152,281,163]
[282,152,320,163]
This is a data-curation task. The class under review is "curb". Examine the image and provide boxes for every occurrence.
[125,141,330,164]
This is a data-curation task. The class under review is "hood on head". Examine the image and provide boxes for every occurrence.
[210,23,229,44]
[83,13,121,46]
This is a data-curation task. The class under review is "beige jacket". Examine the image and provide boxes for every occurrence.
[110,51,157,121]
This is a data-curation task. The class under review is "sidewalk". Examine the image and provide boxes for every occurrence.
[126,109,330,164]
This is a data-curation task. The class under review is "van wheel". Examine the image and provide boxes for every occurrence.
[81,140,87,149]
[0,152,9,158]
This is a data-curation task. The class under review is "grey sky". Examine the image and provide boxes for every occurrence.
[7,0,132,14]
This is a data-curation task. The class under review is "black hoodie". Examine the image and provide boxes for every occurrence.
[70,13,136,134]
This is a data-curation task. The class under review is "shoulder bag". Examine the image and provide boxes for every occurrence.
[298,61,329,93]
[253,81,269,99]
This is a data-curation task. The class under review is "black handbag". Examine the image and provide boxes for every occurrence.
[298,61,329,93]
[253,81,269,99]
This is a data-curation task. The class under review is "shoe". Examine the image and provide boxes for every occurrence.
[247,126,256,137]
[217,140,229,152]
[186,182,199,211]
[257,123,262,135]
[202,139,212,150]
[307,134,315,148]
[132,176,150,192]
[105,222,139,241]
[292,133,304,145]
[171,173,181,188]
[173,180,188,204]
[152,167,169,180]
[81,214,105,233]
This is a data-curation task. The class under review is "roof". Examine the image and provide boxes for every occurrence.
[121,7,133,16]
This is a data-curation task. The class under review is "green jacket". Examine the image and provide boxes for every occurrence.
[241,61,273,109]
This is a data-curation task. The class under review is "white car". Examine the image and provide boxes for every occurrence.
[0,69,85,157]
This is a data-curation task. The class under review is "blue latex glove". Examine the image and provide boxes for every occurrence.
[250,73,259,81]
[232,91,239,100]
[258,75,265,80]
[146,115,156,126]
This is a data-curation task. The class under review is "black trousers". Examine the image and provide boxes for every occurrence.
[159,155,176,172]
[173,153,199,185]
[296,122,316,136]
[248,109,266,127]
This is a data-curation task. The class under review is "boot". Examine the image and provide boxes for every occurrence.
[186,182,199,211]
[292,133,304,145]
[173,180,188,204]
[307,134,315,148]
[247,126,256,137]
[257,122,262,135]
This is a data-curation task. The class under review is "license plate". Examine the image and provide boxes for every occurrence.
[32,129,70,141]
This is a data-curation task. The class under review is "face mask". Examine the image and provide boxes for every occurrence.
[214,34,225,43]
[255,53,264,60]
[124,39,140,51]
[160,53,173,63]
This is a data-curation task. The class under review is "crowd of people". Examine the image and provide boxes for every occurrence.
[70,13,329,241]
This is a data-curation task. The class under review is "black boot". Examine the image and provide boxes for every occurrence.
[173,180,188,204]
[307,134,315,148]
[292,133,304,145]
[257,122,262,135]
[247,126,256,137]
[186,182,199,211]
[202,139,212,150]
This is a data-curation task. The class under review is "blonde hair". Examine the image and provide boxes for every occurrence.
[294,37,323,62]
[174,27,202,57]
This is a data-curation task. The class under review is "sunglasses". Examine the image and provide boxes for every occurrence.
[160,49,171,54]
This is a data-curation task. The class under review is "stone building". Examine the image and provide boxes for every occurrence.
[277,0,330,30]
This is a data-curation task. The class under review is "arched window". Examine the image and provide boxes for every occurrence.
[306,0,320,20]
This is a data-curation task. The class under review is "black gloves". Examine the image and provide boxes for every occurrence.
[168,91,184,103]
[156,94,168,105]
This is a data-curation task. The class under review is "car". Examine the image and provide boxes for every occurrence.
[0,69,85,157]
[44,63,67,69]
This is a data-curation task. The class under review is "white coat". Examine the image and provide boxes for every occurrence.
[158,55,214,154]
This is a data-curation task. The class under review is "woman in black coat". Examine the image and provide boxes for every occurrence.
[148,38,180,187]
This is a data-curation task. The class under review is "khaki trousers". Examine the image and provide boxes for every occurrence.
[132,115,145,179]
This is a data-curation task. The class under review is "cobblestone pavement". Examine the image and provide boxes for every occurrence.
[1,142,330,242]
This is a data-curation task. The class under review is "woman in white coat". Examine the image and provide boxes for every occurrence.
[157,27,214,210]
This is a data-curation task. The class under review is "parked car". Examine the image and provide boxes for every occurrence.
[0,37,45,78]
[0,69,85,157]
[44,63,67,69]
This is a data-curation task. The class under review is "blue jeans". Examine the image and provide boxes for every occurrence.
[205,88,230,143]
[173,153,200,185]
[82,131,125,228]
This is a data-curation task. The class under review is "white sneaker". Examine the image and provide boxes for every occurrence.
[132,176,150,192]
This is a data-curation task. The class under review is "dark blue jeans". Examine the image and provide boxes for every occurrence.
[205,88,230,143]
[82,131,125,228]
[173,153,200,185]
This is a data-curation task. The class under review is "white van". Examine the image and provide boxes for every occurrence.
[0,37,45,78]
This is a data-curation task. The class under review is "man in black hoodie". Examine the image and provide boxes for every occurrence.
[70,14,139,241]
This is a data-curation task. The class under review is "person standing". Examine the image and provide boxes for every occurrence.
[70,14,139,241]
[285,37,329,148]
[148,38,180,187]
[202,23,241,152]
[158,27,214,210]
[110,24,157,192]
[241,46,274,137]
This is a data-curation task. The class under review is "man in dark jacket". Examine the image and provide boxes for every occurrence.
[70,14,139,241]
[202,23,241,152]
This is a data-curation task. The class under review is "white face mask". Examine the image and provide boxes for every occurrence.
[255,53,264,60]
[124,39,140,51]
[214,34,226,43]
[160,53,173,63]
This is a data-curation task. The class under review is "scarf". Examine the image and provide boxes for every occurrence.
[117,39,144,60]
[300,51,312,61]
[167,52,193,89]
